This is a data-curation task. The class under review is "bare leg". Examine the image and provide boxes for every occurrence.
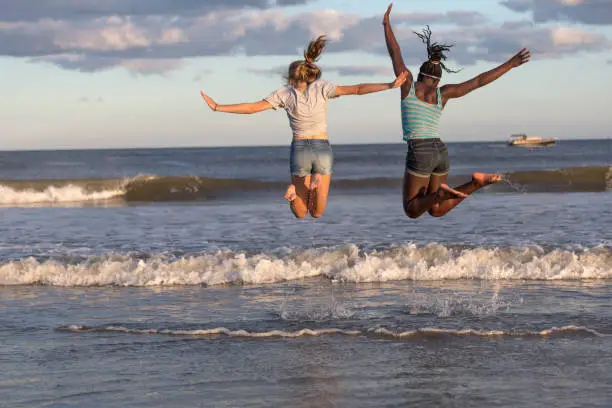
[287,175,311,219]
[402,172,467,219]
[428,172,501,217]
[309,173,321,191]
[308,173,331,218]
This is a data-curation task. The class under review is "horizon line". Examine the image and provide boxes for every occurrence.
[1,137,609,153]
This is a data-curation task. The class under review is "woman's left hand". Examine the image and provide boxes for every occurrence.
[508,48,531,68]
[200,90,218,111]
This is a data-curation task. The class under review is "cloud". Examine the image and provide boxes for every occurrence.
[501,20,535,29]
[448,24,609,64]
[32,54,183,75]
[327,65,395,77]
[0,0,313,22]
[1,6,610,75]
[246,66,287,77]
[501,0,612,25]
[193,69,214,82]
[247,65,394,77]
[551,26,601,45]
[77,96,104,103]
[337,15,610,66]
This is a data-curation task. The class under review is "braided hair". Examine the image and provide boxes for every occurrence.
[414,26,459,80]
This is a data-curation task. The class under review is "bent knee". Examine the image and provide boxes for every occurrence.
[403,203,422,219]
[309,203,327,219]
[403,208,422,219]
[292,209,308,219]
[428,207,446,217]
[428,203,448,218]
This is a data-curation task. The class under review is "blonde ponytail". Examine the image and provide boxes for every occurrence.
[303,35,327,63]
[286,35,327,85]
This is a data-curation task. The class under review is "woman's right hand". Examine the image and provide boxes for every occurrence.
[391,71,409,88]
[508,48,531,68]
[200,90,218,111]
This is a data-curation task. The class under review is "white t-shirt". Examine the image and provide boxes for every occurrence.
[265,79,337,137]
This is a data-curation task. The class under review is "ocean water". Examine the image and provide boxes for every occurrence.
[1,139,611,407]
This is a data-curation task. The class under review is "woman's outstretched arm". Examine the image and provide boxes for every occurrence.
[335,71,408,96]
[200,90,273,114]
[441,48,531,102]
[383,3,412,84]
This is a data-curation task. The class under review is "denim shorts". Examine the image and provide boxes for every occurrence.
[405,138,450,177]
[290,139,333,177]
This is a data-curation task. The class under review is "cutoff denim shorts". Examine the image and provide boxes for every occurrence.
[289,139,333,177]
[405,138,450,177]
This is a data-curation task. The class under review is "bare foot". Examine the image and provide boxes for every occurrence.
[284,184,297,202]
[437,184,469,200]
[472,172,502,187]
[309,174,321,191]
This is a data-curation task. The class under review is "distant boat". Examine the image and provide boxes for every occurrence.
[507,134,557,147]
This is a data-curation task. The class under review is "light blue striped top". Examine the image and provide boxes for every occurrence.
[401,81,443,141]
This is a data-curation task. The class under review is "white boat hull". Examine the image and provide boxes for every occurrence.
[508,139,557,147]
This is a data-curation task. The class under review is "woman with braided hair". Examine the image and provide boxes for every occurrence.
[201,35,408,219]
[383,3,531,219]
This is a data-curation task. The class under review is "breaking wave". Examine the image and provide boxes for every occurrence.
[501,165,612,193]
[1,243,610,286]
[0,175,277,206]
[0,165,609,206]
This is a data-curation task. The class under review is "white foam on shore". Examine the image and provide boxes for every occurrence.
[59,324,607,339]
[1,244,610,286]
[0,175,159,206]
[0,185,124,205]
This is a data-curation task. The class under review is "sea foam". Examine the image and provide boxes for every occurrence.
[1,243,610,286]
[58,324,607,339]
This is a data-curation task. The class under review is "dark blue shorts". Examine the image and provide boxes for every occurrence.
[289,139,333,177]
[405,138,450,177]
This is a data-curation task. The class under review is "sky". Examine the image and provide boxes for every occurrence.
[1,0,611,150]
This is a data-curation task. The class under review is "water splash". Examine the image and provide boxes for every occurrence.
[405,289,520,318]
[500,173,527,194]
[277,289,355,321]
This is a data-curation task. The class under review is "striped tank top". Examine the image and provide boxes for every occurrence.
[401,81,443,141]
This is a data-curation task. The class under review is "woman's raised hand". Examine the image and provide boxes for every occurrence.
[383,3,392,26]
[509,48,531,68]
[200,90,218,111]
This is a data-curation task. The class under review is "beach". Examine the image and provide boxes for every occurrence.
[1,139,611,407]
